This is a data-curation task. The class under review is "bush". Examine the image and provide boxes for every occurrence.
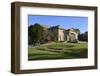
[59,41,65,42]
[67,39,78,43]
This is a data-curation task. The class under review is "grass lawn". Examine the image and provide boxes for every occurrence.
[28,42,88,60]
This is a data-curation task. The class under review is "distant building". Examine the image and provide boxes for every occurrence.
[66,28,79,42]
[48,25,79,42]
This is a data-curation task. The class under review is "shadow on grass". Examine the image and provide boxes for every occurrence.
[28,54,76,60]
[63,48,88,58]
[28,48,88,60]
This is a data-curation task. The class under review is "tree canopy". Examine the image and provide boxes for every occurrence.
[78,31,88,41]
[28,23,45,44]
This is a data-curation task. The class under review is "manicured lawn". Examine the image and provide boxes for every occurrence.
[28,42,88,60]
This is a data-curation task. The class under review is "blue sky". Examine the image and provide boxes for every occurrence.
[28,15,88,33]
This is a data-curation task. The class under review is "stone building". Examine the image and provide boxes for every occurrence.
[66,29,79,42]
[58,28,65,41]
[48,26,79,42]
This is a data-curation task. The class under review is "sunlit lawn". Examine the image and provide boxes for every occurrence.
[28,42,88,60]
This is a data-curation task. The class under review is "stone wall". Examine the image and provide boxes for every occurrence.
[67,29,78,42]
[58,29,65,41]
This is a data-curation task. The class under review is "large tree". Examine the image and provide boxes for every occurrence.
[28,23,45,44]
[78,31,88,41]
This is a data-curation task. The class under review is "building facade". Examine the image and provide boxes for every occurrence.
[49,26,79,42]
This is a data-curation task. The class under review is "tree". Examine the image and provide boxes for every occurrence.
[48,31,56,41]
[28,23,45,45]
[78,31,88,41]
[84,31,88,41]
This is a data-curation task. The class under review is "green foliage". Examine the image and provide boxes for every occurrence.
[78,31,88,41]
[28,23,45,44]
[48,31,57,41]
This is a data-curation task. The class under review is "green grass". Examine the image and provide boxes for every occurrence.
[28,42,88,60]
